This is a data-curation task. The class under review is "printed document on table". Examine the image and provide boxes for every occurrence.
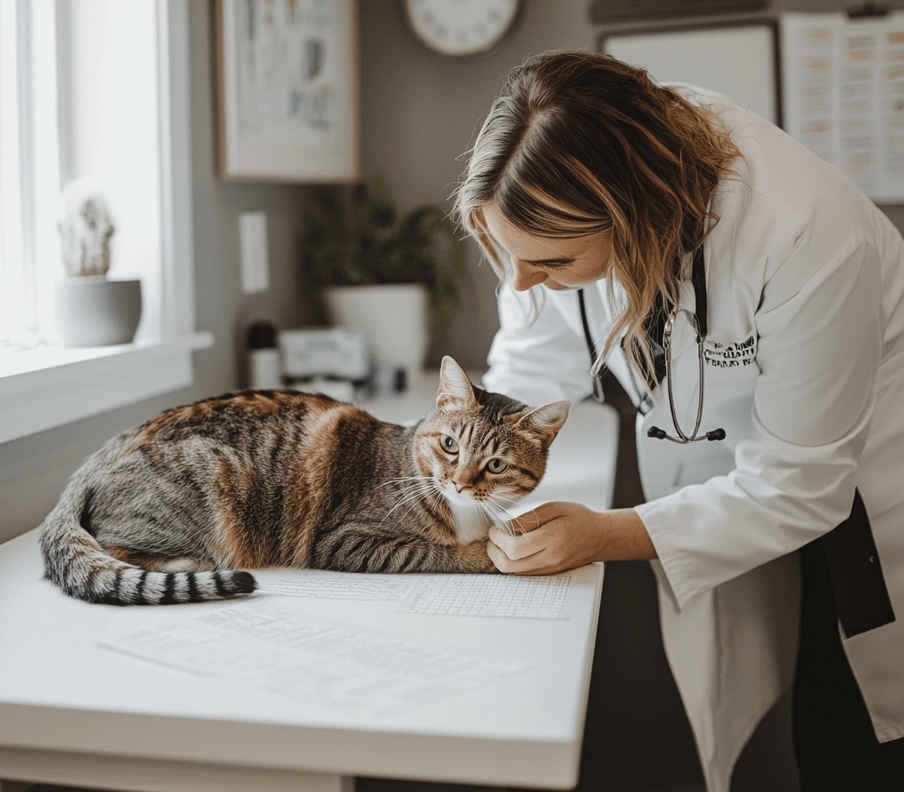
[400,574,572,620]
[253,571,573,619]
[99,602,528,718]
[254,570,417,600]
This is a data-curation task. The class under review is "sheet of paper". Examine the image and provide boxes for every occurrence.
[255,571,417,600]
[400,574,571,620]
[99,603,526,718]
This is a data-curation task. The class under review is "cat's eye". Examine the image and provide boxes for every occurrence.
[486,458,508,474]
[441,435,459,453]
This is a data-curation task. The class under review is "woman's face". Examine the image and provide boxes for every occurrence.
[482,204,613,291]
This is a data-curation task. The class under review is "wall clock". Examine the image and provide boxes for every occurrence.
[402,0,524,59]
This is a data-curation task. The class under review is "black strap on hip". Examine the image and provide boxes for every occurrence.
[818,489,895,637]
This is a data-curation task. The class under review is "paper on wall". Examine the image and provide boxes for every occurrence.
[781,11,904,202]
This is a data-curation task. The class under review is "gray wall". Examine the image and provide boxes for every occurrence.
[5,2,900,791]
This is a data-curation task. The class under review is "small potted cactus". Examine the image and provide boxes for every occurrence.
[53,180,142,347]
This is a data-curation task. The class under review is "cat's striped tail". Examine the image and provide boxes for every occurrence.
[38,468,256,606]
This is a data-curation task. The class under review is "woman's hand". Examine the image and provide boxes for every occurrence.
[487,503,656,575]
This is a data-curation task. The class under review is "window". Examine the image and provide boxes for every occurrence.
[0,0,59,345]
[0,0,210,444]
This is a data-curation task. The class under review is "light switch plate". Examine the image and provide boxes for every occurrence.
[239,211,269,294]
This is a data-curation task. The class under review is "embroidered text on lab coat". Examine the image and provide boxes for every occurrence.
[703,335,757,368]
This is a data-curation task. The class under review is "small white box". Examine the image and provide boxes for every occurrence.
[279,328,370,380]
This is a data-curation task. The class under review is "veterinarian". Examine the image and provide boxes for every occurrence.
[454,50,904,792]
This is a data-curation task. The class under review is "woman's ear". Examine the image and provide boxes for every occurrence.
[436,356,477,409]
[514,400,571,449]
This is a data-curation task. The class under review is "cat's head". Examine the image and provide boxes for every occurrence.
[413,356,570,523]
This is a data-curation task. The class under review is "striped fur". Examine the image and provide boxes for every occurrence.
[39,357,569,605]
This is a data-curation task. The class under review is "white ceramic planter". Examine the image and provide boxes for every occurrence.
[323,283,429,384]
[53,277,142,347]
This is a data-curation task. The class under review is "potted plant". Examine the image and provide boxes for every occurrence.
[302,173,467,382]
[54,180,142,347]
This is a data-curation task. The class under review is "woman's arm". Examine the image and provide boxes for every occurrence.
[487,504,655,575]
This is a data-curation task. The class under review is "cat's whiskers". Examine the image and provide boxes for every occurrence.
[491,491,519,504]
[475,499,509,534]
[392,485,444,527]
[377,476,436,515]
[508,512,541,536]
[380,479,441,525]
[474,496,519,536]
[384,481,435,511]
[478,495,539,537]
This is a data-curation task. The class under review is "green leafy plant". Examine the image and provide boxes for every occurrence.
[302,173,468,347]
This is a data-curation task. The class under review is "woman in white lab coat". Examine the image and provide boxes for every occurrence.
[453,51,904,792]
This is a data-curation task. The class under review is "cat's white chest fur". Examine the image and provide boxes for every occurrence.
[444,496,494,543]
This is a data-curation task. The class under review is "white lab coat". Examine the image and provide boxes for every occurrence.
[482,89,904,792]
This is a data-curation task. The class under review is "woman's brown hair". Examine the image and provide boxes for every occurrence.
[453,50,742,385]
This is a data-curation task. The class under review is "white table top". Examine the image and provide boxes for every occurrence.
[0,375,619,790]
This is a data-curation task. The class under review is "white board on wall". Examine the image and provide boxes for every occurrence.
[600,22,780,125]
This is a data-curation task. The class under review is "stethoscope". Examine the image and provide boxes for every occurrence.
[578,246,726,444]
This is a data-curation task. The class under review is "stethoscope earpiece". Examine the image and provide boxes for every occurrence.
[706,428,726,442]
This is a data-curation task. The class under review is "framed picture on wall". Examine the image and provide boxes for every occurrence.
[215,0,361,183]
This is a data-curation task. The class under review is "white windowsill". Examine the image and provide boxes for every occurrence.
[0,332,214,444]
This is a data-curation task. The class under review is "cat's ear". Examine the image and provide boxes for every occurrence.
[514,400,570,449]
[437,356,477,409]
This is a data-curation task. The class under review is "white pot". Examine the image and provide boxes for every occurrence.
[53,277,142,347]
[323,283,429,383]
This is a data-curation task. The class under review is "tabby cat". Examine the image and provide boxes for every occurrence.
[39,356,569,606]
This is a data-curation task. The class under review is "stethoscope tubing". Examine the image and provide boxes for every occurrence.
[578,246,725,444]
[662,308,706,443]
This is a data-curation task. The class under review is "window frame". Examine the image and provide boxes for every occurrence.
[0,0,211,446]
